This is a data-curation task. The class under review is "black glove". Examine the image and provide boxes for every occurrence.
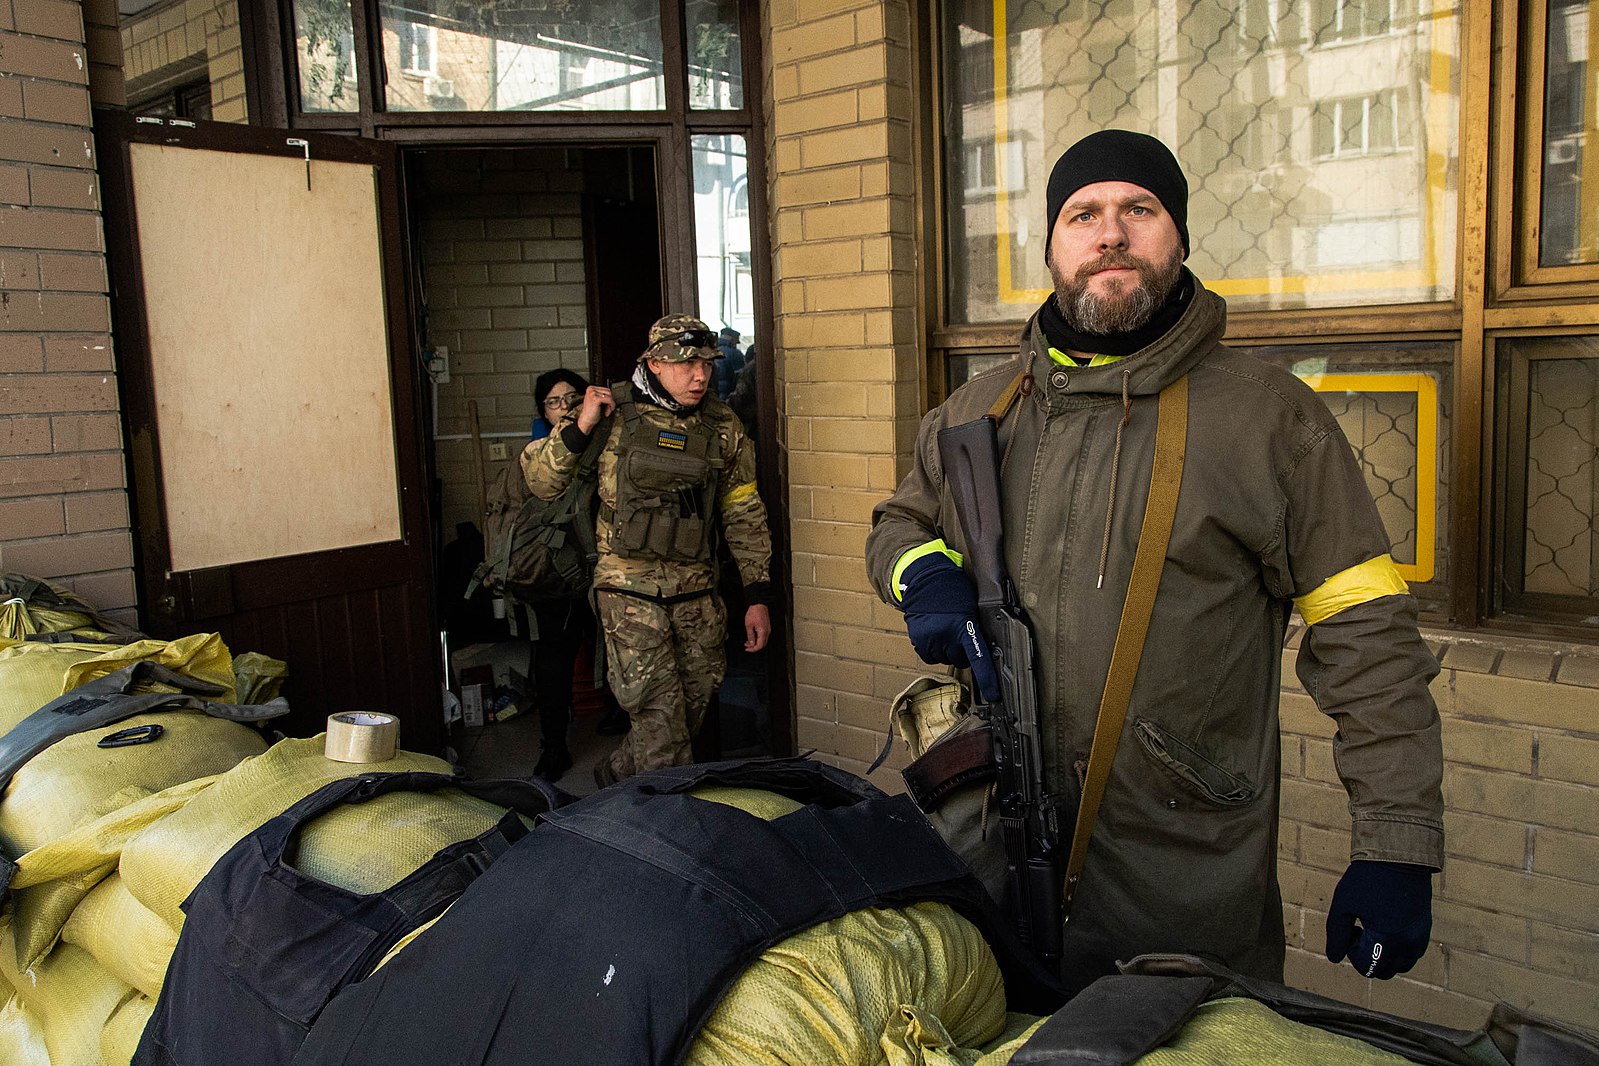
[897,555,1000,702]
[1325,859,1433,979]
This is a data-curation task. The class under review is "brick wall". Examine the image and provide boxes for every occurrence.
[415,148,589,537]
[764,0,1599,1036]
[766,0,926,791]
[0,0,136,619]
[120,0,247,123]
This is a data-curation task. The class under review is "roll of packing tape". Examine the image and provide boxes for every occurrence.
[325,711,400,763]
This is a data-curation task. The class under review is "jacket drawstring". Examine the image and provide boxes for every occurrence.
[1098,370,1132,588]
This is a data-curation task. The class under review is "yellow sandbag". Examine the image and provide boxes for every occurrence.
[680,786,1009,1066]
[234,651,289,705]
[974,1015,1048,1066]
[1137,996,1412,1065]
[101,993,154,1066]
[7,777,216,972]
[62,873,177,1000]
[0,996,51,1066]
[120,735,454,929]
[0,927,137,1066]
[0,712,268,857]
[0,632,237,736]
[60,632,236,701]
[292,787,514,895]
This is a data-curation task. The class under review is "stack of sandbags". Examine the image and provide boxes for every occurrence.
[3,734,491,1065]
[0,572,143,645]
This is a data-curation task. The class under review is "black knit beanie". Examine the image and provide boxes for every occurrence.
[1045,130,1189,256]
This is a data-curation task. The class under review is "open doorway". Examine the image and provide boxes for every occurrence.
[409,144,771,789]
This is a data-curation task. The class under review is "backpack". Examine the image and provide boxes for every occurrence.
[467,426,608,606]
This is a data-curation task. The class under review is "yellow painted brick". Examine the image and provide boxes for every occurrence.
[792,618,835,656]
[872,664,937,702]
[1367,978,1497,1032]
[788,451,872,489]
[1278,691,1334,737]
[1280,777,1351,831]
[792,585,879,627]
[804,199,892,240]
[866,454,901,491]
[800,122,891,169]
[1444,809,1529,869]
[809,416,895,454]
[769,13,856,62]
[1446,671,1597,732]
[811,555,873,597]
[773,60,800,97]
[1281,734,1303,778]
[778,238,864,279]
[796,44,888,96]
[807,274,894,311]
[1303,737,1340,785]
[776,165,862,207]
[1440,717,1534,773]
[1281,646,1305,692]
[1539,733,1599,787]
[1277,859,1342,914]
[1282,897,1306,949]
[797,716,836,752]
[806,348,896,381]
[1298,822,1352,872]
[808,486,884,525]
[1431,898,1529,962]
[776,209,805,245]
[788,517,869,558]
[789,381,874,417]
[869,598,908,632]
[1442,860,1599,928]
[795,649,873,693]
[787,417,811,451]
[1530,921,1599,982]
[1531,826,1599,885]
[832,625,922,673]
[861,160,891,197]
[854,6,884,41]
[774,89,859,134]
[858,81,888,122]
[781,311,867,348]
[1445,765,1599,834]
[774,137,802,173]
[833,721,887,765]
[1448,951,1599,1029]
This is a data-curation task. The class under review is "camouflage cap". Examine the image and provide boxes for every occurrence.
[640,313,723,364]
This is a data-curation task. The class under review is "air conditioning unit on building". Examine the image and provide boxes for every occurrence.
[423,76,454,99]
[1547,139,1579,165]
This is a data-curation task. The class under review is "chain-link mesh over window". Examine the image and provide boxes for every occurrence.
[941,0,1461,322]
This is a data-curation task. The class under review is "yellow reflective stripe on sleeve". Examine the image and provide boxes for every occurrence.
[891,539,964,603]
[1294,554,1410,626]
[720,481,758,507]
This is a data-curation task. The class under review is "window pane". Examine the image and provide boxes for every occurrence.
[1501,337,1599,605]
[940,0,1460,323]
[1539,0,1597,266]
[122,0,256,122]
[1246,341,1453,614]
[293,0,360,114]
[380,0,664,113]
[691,134,756,378]
[687,0,744,110]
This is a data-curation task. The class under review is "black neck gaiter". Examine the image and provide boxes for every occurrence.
[1038,268,1194,360]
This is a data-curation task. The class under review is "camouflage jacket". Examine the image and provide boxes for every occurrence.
[522,391,771,599]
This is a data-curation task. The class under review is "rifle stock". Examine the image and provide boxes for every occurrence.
[937,417,1062,967]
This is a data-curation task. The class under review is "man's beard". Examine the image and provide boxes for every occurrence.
[1050,246,1184,335]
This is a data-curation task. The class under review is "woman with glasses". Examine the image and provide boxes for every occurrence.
[517,368,625,780]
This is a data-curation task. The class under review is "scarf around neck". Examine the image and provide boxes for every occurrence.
[1039,267,1195,360]
[631,363,696,414]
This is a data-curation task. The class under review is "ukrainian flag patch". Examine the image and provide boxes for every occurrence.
[657,430,687,451]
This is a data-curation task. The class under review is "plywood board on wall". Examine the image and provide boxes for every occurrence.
[129,142,402,572]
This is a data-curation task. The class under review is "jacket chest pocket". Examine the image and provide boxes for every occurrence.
[1133,718,1257,807]
[613,446,720,560]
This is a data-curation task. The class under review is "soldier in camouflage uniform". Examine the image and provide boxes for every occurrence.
[521,314,773,784]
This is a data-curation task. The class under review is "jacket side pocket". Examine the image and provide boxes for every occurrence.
[1133,719,1256,807]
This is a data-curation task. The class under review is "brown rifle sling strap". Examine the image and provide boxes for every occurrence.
[1062,375,1188,913]
[985,370,1029,422]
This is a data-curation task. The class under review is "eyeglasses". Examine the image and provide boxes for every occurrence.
[661,328,717,349]
[542,393,581,410]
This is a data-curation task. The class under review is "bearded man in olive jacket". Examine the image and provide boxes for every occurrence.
[865,131,1444,992]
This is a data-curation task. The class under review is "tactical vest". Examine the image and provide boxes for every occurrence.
[294,757,1064,1066]
[135,771,565,1066]
[603,381,725,563]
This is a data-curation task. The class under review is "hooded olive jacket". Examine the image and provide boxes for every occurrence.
[865,281,1444,986]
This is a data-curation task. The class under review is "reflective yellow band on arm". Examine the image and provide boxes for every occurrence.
[720,481,758,507]
[1294,554,1410,626]
[891,539,964,603]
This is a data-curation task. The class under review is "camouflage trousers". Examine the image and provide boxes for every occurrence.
[596,590,727,779]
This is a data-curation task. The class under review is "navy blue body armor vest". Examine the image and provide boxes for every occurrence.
[293,757,1062,1066]
[134,770,565,1066]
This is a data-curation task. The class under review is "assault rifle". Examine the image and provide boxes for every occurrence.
[937,416,1063,967]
